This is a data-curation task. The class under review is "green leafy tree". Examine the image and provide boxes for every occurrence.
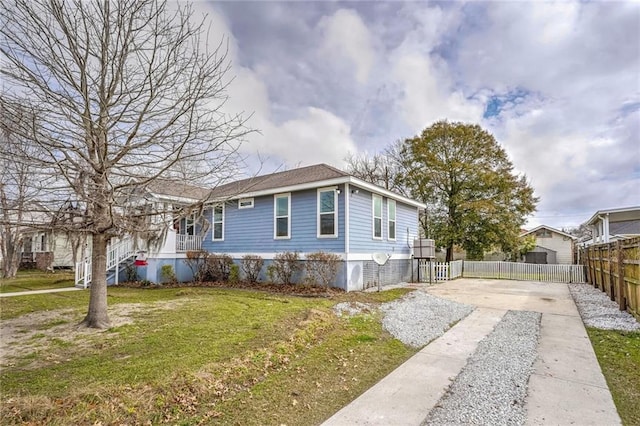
[401,121,537,261]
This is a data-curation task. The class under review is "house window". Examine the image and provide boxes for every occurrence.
[274,193,290,239]
[318,188,337,237]
[213,205,224,241]
[388,199,396,241]
[372,194,382,239]
[239,198,254,209]
[185,214,195,236]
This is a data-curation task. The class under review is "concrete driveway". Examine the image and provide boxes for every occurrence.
[324,279,621,425]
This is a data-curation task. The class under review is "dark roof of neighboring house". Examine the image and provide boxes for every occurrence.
[610,219,640,236]
[209,163,349,198]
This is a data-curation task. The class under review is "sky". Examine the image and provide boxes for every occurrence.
[195,0,639,230]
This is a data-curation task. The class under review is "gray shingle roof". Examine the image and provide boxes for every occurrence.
[147,164,349,201]
[209,163,349,198]
[145,180,213,201]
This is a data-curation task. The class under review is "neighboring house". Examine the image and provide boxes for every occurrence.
[520,225,576,264]
[21,229,89,269]
[19,202,89,269]
[122,164,426,291]
[581,206,640,246]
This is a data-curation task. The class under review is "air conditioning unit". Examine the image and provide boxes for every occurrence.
[413,238,435,259]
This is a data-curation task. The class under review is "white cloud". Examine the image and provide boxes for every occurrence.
[199,1,639,228]
[318,9,376,85]
[198,3,358,170]
[388,5,484,132]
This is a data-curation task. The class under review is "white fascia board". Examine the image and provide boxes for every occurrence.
[584,205,640,226]
[148,193,205,205]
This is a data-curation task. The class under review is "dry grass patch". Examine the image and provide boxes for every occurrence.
[1,285,416,425]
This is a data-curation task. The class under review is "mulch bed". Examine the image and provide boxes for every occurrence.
[115,280,345,297]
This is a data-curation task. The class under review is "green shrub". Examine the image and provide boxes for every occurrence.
[160,264,177,284]
[229,264,240,284]
[124,262,138,282]
[305,251,341,288]
[241,255,264,282]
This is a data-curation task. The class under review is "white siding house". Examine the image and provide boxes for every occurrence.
[521,225,576,264]
[582,206,640,246]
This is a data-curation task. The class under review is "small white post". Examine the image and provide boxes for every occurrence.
[84,261,89,289]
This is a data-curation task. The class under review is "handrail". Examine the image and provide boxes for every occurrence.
[74,237,137,288]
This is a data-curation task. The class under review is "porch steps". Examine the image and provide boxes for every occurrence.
[74,237,137,288]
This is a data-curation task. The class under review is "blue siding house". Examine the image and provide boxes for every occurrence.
[143,164,425,291]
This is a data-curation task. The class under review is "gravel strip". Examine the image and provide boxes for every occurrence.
[423,310,541,426]
[380,291,474,348]
[568,283,640,331]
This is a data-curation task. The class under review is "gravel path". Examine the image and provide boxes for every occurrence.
[423,310,541,426]
[569,283,640,331]
[380,291,474,348]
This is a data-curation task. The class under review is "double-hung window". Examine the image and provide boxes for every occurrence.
[318,188,337,237]
[212,205,224,241]
[372,194,382,239]
[388,199,396,240]
[274,193,290,239]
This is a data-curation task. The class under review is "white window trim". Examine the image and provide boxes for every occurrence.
[372,194,383,240]
[317,187,338,238]
[212,204,224,241]
[274,193,291,239]
[238,197,254,209]
[387,199,396,241]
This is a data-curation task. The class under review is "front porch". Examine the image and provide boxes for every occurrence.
[176,234,203,252]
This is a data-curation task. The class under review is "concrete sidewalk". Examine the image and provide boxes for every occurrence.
[0,287,83,298]
[323,280,621,425]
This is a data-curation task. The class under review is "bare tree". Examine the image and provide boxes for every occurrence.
[0,0,250,328]
[344,140,408,196]
[0,105,52,278]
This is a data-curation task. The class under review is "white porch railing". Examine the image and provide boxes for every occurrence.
[74,237,137,288]
[176,234,203,252]
[75,260,92,289]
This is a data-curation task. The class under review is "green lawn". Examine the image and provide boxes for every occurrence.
[0,275,416,425]
[0,270,75,293]
[587,328,640,426]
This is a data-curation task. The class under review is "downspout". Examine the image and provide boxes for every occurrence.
[344,183,350,258]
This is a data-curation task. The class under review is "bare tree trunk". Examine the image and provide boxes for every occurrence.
[80,233,110,328]
[1,232,22,278]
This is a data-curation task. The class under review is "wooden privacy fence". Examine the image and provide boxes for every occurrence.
[581,237,640,320]
[463,261,585,283]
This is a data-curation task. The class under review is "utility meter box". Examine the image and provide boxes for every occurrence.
[413,239,435,259]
